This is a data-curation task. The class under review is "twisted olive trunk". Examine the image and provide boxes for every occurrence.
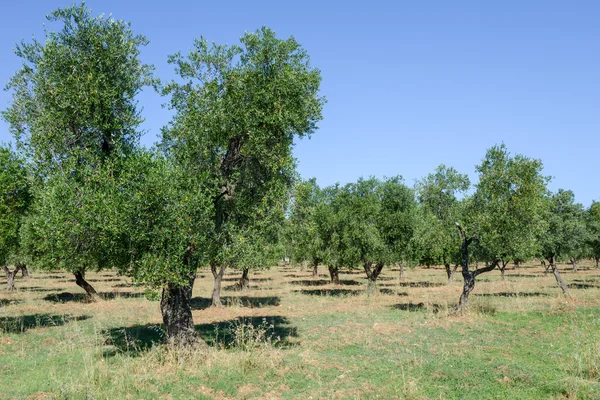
[211,264,226,307]
[328,266,340,285]
[548,256,569,296]
[160,273,203,346]
[312,260,319,277]
[456,224,497,309]
[4,265,21,291]
[74,271,100,301]
[238,268,249,291]
[499,260,507,281]
[445,264,458,283]
[20,265,29,278]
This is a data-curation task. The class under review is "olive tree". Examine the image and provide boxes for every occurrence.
[539,190,588,295]
[415,165,470,282]
[110,150,214,345]
[311,177,417,287]
[377,176,418,280]
[457,145,548,308]
[161,27,324,307]
[0,146,30,290]
[587,201,600,268]
[2,3,152,297]
[287,178,326,276]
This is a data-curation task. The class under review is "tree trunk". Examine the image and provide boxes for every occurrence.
[74,271,100,300]
[596,257,599,269]
[363,261,384,287]
[160,274,201,346]
[328,266,340,285]
[455,223,497,309]
[211,264,226,307]
[399,264,405,280]
[312,260,318,277]
[513,261,519,269]
[548,256,569,296]
[542,260,550,275]
[499,260,507,281]
[238,268,249,291]
[4,265,20,291]
[571,258,577,272]
[20,265,29,278]
[445,264,458,283]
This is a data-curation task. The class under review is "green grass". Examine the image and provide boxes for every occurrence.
[1,262,600,399]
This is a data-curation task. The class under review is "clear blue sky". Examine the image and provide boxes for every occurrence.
[1,1,598,206]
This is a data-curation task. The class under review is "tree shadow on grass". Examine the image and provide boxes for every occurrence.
[19,287,65,293]
[473,292,549,297]
[87,278,122,282]
[43,291,145,303]
[395,281,444,288]
[33,275,66,280]
[0,313,90,334]
[505,274,539,278]
[103,315,297,357]
[289,279,330,286]
[197,315,297,348]
[190,296,281,310]
[0,299,22,307]
[379,288,409,296]
[296,288,361,296]
[567,283,600,289]
[390,302,444,313]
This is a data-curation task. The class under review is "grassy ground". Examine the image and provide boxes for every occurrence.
[1,261,600,399]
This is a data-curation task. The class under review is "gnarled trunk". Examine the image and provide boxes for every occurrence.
[399,264,405,280]
[74,271,100,300]
[4,265,21,291]
[542,260,550,275]
[20,265,29,278]
[445,264,458,283]
[571,258,577,272]
[548,256,569,296]
[211,264,226,307]
[328,266,340,285]
[499,260,507,281]
[456,224,497,309]
[364,261,384,292]
[312,260,318,277]
[160,274,201,346]
[238,268,249,291]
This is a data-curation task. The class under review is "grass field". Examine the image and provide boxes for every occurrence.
[1,261,600,399]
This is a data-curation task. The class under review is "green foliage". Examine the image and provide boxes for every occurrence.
[2,4,152,279]
[587,201,600,261]
[312,177,417,272]
[469,144,548,264]
[161,26,324,269]
[377,176,418,266]
[113,151,214,288]
[2,3,152,169]
[539,190,589,262]
[287,178,326,267]
[20,159,123,274]
[0,145,30,265]
[414,164,469,266]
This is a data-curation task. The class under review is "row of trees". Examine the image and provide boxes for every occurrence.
[0,4,323,345]
[286,147,600,307]
[1,4,599,345]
